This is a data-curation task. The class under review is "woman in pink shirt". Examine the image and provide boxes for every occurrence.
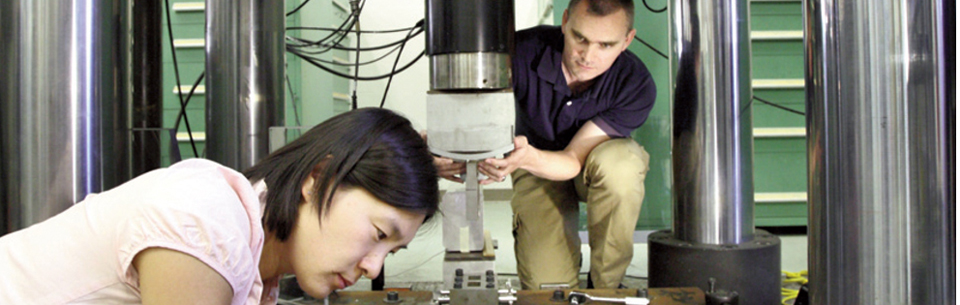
[0,108,439,304]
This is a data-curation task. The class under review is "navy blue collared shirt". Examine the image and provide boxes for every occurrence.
[513,26,656,151]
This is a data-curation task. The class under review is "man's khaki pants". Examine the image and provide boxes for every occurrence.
[510,138,649,290]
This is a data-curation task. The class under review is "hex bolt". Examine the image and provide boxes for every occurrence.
[551,289,565,302]
[383,291,401,303]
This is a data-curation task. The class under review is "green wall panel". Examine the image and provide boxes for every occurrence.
[750,1,803,31]
[630,2,673,231]
[751,89,805,127]
[753,138,807,192]
[751,40,804,79]
[756,202,807,227]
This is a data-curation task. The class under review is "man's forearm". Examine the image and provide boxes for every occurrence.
[521,148,582,181]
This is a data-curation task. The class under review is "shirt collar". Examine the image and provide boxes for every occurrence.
[535,35,572,96]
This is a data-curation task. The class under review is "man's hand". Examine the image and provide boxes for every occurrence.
[434,156,466,183]
[478,136,535,185]
[423,131,467,183]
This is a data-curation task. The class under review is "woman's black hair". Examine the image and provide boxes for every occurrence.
[244,108,439,241]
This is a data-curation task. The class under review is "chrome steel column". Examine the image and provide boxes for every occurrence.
[205,0,285,170]
[670,0,754,245]
[648,0,780,303]
[805,0,955,303]
[1,0,131,234]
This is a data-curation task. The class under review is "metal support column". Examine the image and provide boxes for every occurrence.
[1,0,132,235]
[648,0,780,303]
[205,0,285,170]
[805,0,955,303]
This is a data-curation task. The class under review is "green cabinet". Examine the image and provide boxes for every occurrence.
[748,0,807,227]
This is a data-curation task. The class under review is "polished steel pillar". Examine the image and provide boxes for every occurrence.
[670,0,754,246]
[1,0,131,234]
[648,0,780,303]
[805,0,955,303]
[205,0,285,170]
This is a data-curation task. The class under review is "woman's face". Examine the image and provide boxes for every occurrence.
[286,186,426,298]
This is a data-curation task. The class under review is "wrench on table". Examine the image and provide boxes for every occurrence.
[567,291,650,305]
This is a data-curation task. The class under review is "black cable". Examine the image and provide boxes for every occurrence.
[643,0,667,13]
[286,25,420,34]
[287,25,422,62]
[287,28,423,53]
[633,35,669,60]
[285,71,302,127]
[172,72,205,141]
[286,29,423,51]
[291,2,430,58]
[287,17,425,82]
[380,21,422,108]
[309,23,355,55]
[163,0,199,157]
[304,44,405,66]
[285,6,357,51]
[352,0,361,110]
[286,0,311,17]
[289,47,426,81]
[752,95,805,116]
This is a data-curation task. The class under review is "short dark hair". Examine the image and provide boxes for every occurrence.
[245,108,439,241]
[569,0,635,30]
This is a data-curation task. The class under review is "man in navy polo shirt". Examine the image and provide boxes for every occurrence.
[435,0,655,290]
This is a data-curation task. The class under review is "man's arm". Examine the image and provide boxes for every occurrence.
[479,120,610,183]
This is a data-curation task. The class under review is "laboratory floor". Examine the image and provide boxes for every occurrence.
[360,200,809,292]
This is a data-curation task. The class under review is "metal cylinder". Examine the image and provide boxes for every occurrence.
[1,0,131,234]
[205,0,285,171]
[648,230,780,305]
[430,53,512,90]
[650,1,780,303]
[670,0,755,245]
[425,0,514,90]
[425,0,513,56]
[805,0,955,304]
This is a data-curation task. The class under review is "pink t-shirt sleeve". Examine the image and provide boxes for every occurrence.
[114,159,266,305]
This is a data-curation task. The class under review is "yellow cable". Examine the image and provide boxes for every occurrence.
[781,270,808,304]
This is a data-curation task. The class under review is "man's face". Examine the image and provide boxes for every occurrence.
[560,1,636,84]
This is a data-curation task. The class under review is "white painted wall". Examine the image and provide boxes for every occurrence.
[350,0,554,190]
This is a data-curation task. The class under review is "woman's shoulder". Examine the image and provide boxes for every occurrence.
[110,160,267,303]
[132,159,257,211]
[96,158,264,257]
[166,158,246,185]
[124,158,263,239]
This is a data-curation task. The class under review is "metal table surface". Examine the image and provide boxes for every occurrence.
[305,287,704,305]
